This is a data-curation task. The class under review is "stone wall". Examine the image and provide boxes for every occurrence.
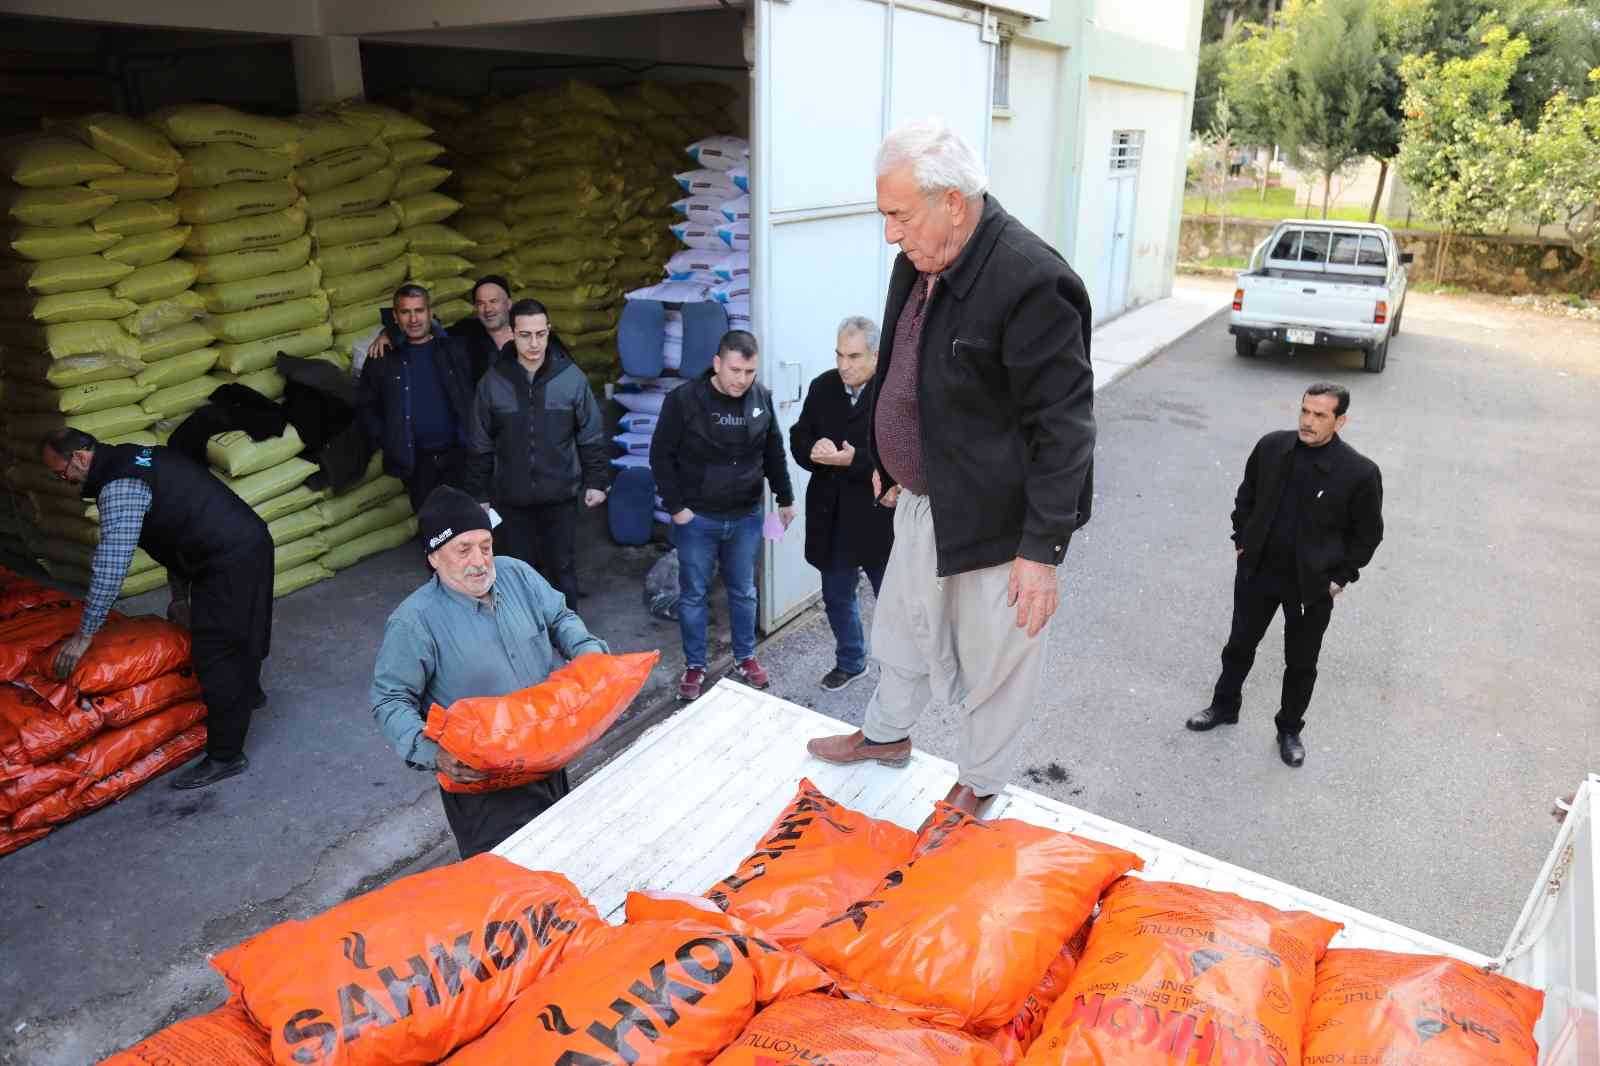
[1181,215,1596,295]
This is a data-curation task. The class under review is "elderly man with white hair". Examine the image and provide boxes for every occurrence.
[807,119,1096,820]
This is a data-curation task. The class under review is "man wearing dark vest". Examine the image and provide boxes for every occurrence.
[40,428,275,790]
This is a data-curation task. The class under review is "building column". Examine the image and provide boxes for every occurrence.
[293,35,364,111]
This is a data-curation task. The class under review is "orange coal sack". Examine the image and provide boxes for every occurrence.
[443,892,831,1066]
[1303,948,1543,1065]
[91,669,205,728]
[0,602,90,683]
[32,616,192,695]
[0,824,50,855]
[100,1000,272,1065]
[800,805,1142,1032]
[424,651,659,794]
[10,720,206,830]
[984,921,1092,1064]
[211,856,603,1066]
[0,572,64,616]
[705,778,917,947]
[708,992,1004,1065]
[0,681,103,778]
[1022,879,1342,1066]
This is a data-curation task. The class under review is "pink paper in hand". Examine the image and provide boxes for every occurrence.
[763,511,787,541]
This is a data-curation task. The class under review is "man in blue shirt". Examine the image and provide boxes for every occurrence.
[369,486,608,858]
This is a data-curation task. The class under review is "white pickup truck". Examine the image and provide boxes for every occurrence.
[1230,220,1412,373]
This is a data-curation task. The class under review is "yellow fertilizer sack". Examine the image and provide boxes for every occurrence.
[390,139,446,168]
[208,425,304,478]
[321,494,413,547]
[329,300,384,336]
[196,262,321,314]
[7,350,143,388]
[119,292,206,338]
[59,113,181,174]
[434,298,472,326]
[423,276,473,303]
[315,234,407,277]
[391,191,460,228]
[189,233,311,284]
[332,102,433,143]
[295,144,391,195]
[313,474,404,527]
[91,199,180,236]
[513,235,620,266]
[151,104,299,150]
[177,142,295,188]
[8,224,119,261]
[103,226,191,267]
[393,164,451,200]
[399,223,474,255]
[303,167,396,221]
[406,252,472,281]
[27,289,138,325]
[321,256,407,308]
[7,403,158,441]
[321,517,416,571]
[134,347,218,390]
[2,136,123,188]
[137,321,213,362]
[275,533,331,573]
[233,366,285,400]
[183,205,307,257]
[35,320,140,359]
[176,179,298,226]
[112,259,199,303]
[274,560,332,598]
[6,254,131,295]
[255,483,326,524]
[3,186,116,227]
[290,114,373,165]
[207,293,328,345]
[307,205,398,248]
[139,374,228,419]
[213,322,333,375]
[217,455,318,507]
[88,171,179,201]
[6,378,151,416]
[267,506,328,547]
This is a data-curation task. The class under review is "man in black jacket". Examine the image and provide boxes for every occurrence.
[363,274,514,383]
[463,298,608,607]
[789,315,894,692]
[806,120,1095,820]
[1187,383,1384,767]
[357,284,476,513]
[650,330,796,702]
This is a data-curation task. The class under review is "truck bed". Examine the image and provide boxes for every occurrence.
[496,680,1488,967]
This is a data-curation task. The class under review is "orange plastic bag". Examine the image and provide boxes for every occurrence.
[11,720,206,830]
[32,616,192,695]
[0,571,63,616]
[424,650,659,793]
[801,805,1142,1031]
[0,681,103,778]
[211,856,603,1066]
[0,824,50,855]
[100,1000,272,1065]
[0,602,88,682]
[1,700,206,819]
[709,992,1003,1065]
[1023,878,1342,1066]
[90,669,205,728]
[1304,948,1543,1065]
[444,891,831,1065]
[984,921,1091,1064]
[706,778,917,947]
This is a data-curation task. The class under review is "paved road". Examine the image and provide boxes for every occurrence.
[754,283,1600,956]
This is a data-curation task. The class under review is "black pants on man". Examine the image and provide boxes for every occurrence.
[439,770,571,859]
[405,446,466,513]
[1210,563,1334,735]
[188,545,274,760]
[494,499,579,608]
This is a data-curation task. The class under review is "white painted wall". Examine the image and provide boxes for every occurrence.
[1091,0,1194,53]
[1075,77,1189,318]
[988,37,1066,247]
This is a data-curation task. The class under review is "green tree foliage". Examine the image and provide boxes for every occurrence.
[1517,69,1600,269]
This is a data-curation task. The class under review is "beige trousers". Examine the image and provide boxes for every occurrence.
[861,490,1051,795]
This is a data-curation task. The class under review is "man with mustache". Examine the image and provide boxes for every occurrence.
[368,485,608,857]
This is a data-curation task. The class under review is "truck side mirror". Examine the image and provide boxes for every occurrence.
[1400,252,1414,265]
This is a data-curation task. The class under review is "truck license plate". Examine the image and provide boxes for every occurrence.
[1286,328,1316,345]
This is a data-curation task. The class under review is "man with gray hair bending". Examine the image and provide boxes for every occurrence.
[806,119,1096,821]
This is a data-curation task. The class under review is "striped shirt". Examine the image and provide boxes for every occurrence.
[874,276,935,495]
[83,478,152,637]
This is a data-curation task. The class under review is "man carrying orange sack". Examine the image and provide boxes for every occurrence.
[369,485,608,858]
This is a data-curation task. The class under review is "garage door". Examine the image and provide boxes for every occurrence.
[753,0,993,633]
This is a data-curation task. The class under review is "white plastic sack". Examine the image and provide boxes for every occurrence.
[613,431,653,456]
[712,251,750,283]
[711,278,752,305]
[674,168,739,200]
[718,219,751,252]
[662,335,683,370]
[666,248,731,279]
[619,412,658,434]
[685,135,749,172]
[672,196,725,227]
[626,279,712,303]
[670,221,729,252]
[728,165,749,193]
[719,194,751,224]
[663,309,684,340]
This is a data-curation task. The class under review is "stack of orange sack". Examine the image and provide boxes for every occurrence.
[0,565,205,856]
[101,768,1550,1065]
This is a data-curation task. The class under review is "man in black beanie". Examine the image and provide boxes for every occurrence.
[368,485,610,857]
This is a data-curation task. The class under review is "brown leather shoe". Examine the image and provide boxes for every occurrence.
[917,783,994,834]
[806,730,911,768]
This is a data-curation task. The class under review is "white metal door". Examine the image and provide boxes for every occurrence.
[1097,173,1136,320]
[753,0,993,633]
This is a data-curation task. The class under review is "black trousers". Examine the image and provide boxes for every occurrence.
[1211,562,1334,735]
[494,499,579,608]
[439,770,571,859]
[188,545,274,760]
[404,446,466,514]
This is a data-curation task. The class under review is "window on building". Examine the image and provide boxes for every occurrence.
[993,37,1012,110]
[1110,130,1144,173]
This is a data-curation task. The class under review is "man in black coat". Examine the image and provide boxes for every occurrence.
[1186,383,1385,767]
[789,315,894,692]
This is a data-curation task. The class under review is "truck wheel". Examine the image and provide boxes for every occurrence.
[1391,306,1403,335]
[1364,338,1388,373]
[1234,336,1257,358]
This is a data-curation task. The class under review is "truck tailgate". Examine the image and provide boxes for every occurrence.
[1239,273,1382,331]
[495,681,1487,966]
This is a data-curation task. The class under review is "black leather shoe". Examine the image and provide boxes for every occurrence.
[1277,732,1305,767]
[170,754,249,790]
[1186,706,1239,731]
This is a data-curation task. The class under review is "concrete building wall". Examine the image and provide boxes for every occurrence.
[1090,0,1195,55]
[988,36,1067,244]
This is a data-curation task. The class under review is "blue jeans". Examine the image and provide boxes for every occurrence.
[820,559,886,674]
[673,510,763,668]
